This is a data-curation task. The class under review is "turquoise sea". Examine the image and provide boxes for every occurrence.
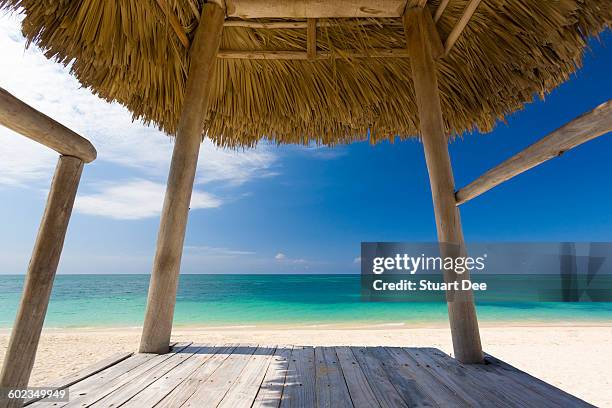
[1,274,611,328]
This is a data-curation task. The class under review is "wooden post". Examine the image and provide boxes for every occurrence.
[139,3,225,354]
[0,156,83,407]
[404,7,483,363]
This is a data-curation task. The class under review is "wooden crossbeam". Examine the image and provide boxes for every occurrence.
[162,0,475,57]
[224,20,309,28]
[443,0,481,56]
[224,0,408,18]
[455,100,612,205]
[217,48,410,60]
[223,19,389,29]
[0,87,97,162]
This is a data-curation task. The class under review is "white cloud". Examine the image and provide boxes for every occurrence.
[194,142,279,186]
[184,246,255,257]
[75,179,221,220]
[353,256,361,264]
[274,252,308,265]
[0,133,56,187]
[0,15,278,217]
[307,148,347,160]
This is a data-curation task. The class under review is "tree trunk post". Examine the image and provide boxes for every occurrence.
[0,156,84,407]
[139,2,225,354]
[404,6,484,363]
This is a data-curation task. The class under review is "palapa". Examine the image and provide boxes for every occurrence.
[1,0,609,147]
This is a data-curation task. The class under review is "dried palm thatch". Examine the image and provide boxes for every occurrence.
[1,0,610,147]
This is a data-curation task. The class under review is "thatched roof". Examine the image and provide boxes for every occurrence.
[1,0,610,147]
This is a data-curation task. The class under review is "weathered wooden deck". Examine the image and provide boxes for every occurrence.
[25,343,593,408]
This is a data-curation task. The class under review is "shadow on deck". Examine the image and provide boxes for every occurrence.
[24,343,593,407]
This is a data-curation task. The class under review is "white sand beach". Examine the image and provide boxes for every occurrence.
[1,323,611,407]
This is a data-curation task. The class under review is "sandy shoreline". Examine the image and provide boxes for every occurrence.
[1,323,611,406]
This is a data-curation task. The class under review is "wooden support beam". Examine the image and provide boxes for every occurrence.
[224,20,309,28]
[139,2,225,354]
[404,7,483,364]
[443,0,481,56]
[217,48,410,60]
[155,0,190,48]
[0,156,84,406]
[0,88,96,163]
[307,18,317,59]
[223,19,385,29]
[434,0,449,22]
[456,100,612,205]
[224,0,408,18]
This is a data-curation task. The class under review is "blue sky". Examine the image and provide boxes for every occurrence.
[0,14,610,275]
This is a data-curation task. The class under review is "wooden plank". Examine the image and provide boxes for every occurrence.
[218,346,277,408]
[280,346,316,408]
[409,348,531,407]
[314,347,353,408]
[155,344,239,407]
[0,156,84,408]
[122,345,228,407]
[139,1,225,354]
[350,347,408,408]
[455,100,612,205]
[483,353,595,408]
[179,345,258,407]
[225,0,408,18]
[217,48,410,60]
[400,348,495,407]
[404,6,483,364]
[252,346,293,408]
[30,347,181,408]
[24,352,133,405]
[155,0,190,48]
[307,18,317,59]
[89,344,208,407]
[443,0,482,56]
[28,353,158,407]
[0,87,96,162]
[335,347,380,408]
[383,347,474,407]
[57,343,193,408]
[369,347,440,407]
[120,345,220,407]
[367,347,437,408]
[422,348,561,408]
